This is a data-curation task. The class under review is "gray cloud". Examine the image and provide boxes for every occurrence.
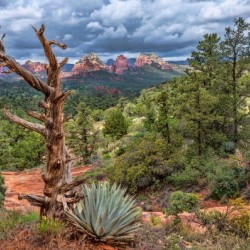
[0,0,250,62]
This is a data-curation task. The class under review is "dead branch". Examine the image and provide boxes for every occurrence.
[59,57,69,68]
[18,194,46,207]
[4,110,46,136]
[27,111,46,122]
[55,90,74,103]
[0,55,52,95]
[32,25,66,71]
[60,177,86,194]
[49,40,67,49]
[39,101,50,109]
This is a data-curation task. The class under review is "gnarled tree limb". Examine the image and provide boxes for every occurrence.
[32,25,67,70]
[59,57,69,68]
[0,54,52,95]
[60,177,86,194]
[27,111,46,122]
[4,110,46,136]
[55,90,74,103]
[49,40,67,49]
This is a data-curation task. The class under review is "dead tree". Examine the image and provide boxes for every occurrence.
[0,25,85,218]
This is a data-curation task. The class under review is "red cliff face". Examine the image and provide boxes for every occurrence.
[135,53,172,70]
[112,55,129,75]
[72,53,109,74]
[23,60,46,74]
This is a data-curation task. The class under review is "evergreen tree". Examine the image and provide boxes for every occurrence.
[156,89,171,143]
[222,17,250,143]
[103,108,128,139]
[66,102,95,164]
[173,72,218,155]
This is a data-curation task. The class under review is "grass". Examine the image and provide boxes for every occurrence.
[0,209,38,239]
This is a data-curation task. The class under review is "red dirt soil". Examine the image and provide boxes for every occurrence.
[1,166,91,211]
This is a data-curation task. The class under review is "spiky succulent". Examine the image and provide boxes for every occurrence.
[65,182,141,241]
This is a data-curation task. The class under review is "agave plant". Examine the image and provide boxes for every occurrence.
[65,182,141,241]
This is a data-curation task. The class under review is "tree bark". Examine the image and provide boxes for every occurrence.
[0,25,83,218]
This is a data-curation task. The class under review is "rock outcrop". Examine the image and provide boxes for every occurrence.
[135,53,172,70]
[23,60,46,74]
[72,53,109,74]
[112,55,129,75]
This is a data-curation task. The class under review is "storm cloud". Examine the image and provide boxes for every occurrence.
[0,0,250,62]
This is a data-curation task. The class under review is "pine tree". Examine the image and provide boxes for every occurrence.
[66,102,95,164]
[103,108,128,139]
[222,17,250,143]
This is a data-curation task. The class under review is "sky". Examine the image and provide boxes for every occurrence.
[0,0,250,64]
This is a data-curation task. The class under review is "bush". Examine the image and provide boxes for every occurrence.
[167,191,198,216]
[106,133,179,193]
[0,174,6,208]
[209,166,240,200]
[223,141,235,154]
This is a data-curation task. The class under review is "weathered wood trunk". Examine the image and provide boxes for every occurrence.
[0,25,84,218]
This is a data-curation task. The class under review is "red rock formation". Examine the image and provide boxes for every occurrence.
[23,60,46,74]
[112,55,129,74]
[135,53,172,70]
[72,53,109,74]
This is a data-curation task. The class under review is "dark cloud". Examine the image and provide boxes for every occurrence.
[0,0,250,62]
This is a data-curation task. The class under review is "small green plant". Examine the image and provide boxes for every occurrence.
[150,214,161,226]
[166,191,198,225]
[65,182,141,242]
[0,210,38,239]
[38,218,65,236]
[137,194,147,201]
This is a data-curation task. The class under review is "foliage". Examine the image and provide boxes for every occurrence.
[166,191,198,217]
[65,102,96,163]
[0,116,45,170]
[195,198,250,238]
[106,133,182,193]
[38,218,65,236]
[65,182,141,242]
[0,210,38,239]
[0,174,6,208]
[208,165,240,200]
[103,108,128,139]
[150,214,162,226]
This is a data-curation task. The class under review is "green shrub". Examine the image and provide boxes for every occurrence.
[167,191,198,216]
[38,218,65,236]
[209,166,240,200]
[0,174,6,208]
[65,182,141,242]
[106,133,181,193]
[167,166,200,188]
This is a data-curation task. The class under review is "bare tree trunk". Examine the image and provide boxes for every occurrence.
[0,25,84,218]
